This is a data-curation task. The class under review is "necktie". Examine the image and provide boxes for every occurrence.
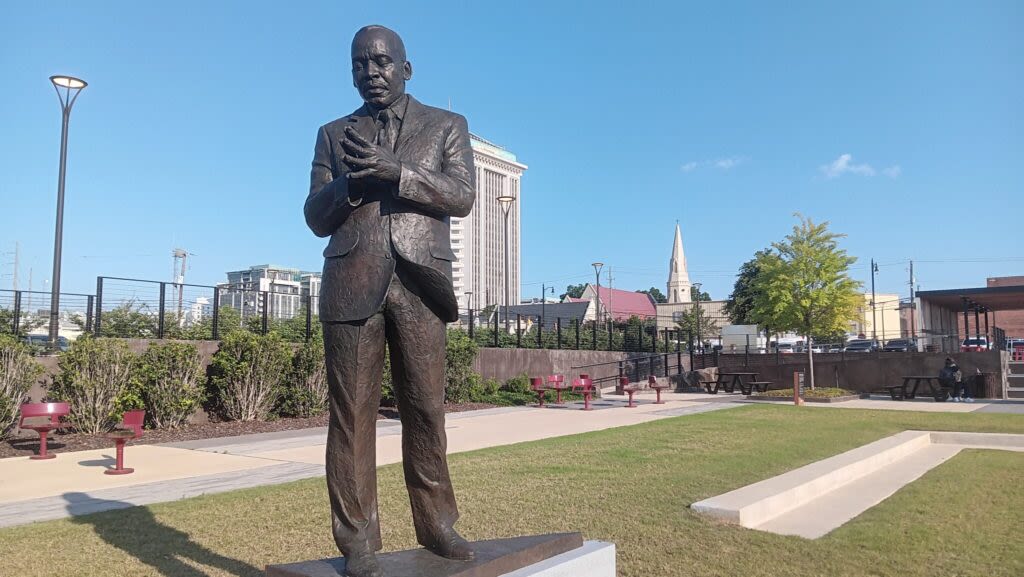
[375,109,397,152]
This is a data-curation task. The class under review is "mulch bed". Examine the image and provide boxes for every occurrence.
[1,402,496,459]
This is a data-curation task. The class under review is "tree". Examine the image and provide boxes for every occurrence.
[98,300,158,338]
[675,303,721,346]
[561,284,586,300]
[725,249,774,325]
[748,215,861,389]
[636,287,667,304]
[690,286,711,302]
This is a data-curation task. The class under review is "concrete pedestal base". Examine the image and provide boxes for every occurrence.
[266,533,614,577]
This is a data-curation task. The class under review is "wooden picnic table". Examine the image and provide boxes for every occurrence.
[708,372,759,394]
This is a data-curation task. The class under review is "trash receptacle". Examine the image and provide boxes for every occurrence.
[972,372,998,399]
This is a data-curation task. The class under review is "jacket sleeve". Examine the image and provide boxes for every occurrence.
[304,125,353,238]
[395,114,476,218]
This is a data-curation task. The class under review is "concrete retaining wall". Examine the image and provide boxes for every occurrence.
[713,350,1005,397]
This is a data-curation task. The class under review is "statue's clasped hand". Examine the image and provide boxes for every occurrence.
[342,127,402,184]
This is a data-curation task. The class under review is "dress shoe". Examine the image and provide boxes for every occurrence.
[344,545,384,577]
[425,526,475,561]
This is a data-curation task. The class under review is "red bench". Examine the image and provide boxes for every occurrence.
[530,377,550,407]
[619,377,641,408]
[648,375,669,404]
[18,402,71,460]
[572,377,595,411]
[105,409,145,475]
[546,374,569,404]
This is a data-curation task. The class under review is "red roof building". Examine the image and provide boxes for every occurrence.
[575,284,657,321]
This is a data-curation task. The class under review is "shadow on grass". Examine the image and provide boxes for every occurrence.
[64,492,261,577]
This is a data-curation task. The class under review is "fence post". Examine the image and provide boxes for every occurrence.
[745,334,750,367]
[85,295,94,333]
[94,277,103,336]
[468,308,474,339]
[608,320,613,350]
[305,293,313,342]
[261,291,269,335]
[575,318,580,350]
[557,319,562,349]
[676,330,683,374]
[12,290,21,334]
[493,311,498,347]
[688,330,694,369]
[592,320,597,350]
[516,314,522,348]
[537,317,543,348]
[157,282,166,339]
[212,287,220,340]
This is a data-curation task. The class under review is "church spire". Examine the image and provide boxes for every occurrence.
[667,221,692,304]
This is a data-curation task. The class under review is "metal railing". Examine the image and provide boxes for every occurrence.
[94,276,318,341]
[0,289,94,336]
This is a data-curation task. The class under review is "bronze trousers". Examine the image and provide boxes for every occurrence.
[322,265,458,556]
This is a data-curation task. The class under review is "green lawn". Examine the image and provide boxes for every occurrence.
[2,405,1022,577]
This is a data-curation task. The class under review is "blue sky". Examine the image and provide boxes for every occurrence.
[1,1,1020,303]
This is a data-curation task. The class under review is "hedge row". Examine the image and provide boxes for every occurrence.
[1,328,491,436]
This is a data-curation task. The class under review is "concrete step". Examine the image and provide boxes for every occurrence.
[752,444,961,538]
[691,430,932,527]
[691,431,1024,539]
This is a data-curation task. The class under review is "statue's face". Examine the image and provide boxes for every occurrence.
[351,30,411,109]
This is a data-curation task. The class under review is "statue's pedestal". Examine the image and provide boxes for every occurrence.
[265,533,615,577]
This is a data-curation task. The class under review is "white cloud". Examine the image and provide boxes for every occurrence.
[882,165,902,178]
[820,153,876,179]
[680,156,746,173]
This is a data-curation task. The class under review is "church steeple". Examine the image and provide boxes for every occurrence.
[667,222,692,304]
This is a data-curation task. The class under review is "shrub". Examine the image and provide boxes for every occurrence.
[50,337,138,433]
[137,342,204,429]
[444,328,479,403]
[209,332,291,421]
[0,335,44,440]
[504,373,533,395]
[381,344,394,405]
[278,338,329,418]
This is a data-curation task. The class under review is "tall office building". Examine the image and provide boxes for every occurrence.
[220,264,320,321]
[452,134,527,313]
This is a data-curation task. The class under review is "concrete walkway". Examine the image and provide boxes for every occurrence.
[0,394,737,528]
[0,392,1020,529]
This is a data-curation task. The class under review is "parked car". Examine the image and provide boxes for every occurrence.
[774,342,795,354]
[1005,338,1024,351]
[844,339,877,353]
[960,337,990,352]
[22,334,69,353]
[883,338,917,352]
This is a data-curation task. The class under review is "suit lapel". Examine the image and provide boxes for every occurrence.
[345,104,376,143]
[396,96,427,156]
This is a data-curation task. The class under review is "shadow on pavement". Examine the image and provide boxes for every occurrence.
[64,492,262,577]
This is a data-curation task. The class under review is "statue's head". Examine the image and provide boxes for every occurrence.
[351,25,412,109]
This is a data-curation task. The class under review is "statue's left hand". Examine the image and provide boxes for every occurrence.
[341,127,402,184]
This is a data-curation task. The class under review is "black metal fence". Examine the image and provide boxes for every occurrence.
[94,276,318,341]
[460,308,698,353]
[0,289,94,336]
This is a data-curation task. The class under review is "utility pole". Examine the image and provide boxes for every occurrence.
[908,260,916,340]
[607,267,614,324]
[172,248,189,322]
[13,241,19,290]
[870,259,878,342]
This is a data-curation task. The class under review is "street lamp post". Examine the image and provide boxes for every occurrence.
[48,75,87,348]
[540,283,553,332]
[464,291,474,337]
[692,282,703,352]
[497,192,515,332]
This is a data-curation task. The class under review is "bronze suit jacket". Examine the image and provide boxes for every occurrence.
[305,96,476,323]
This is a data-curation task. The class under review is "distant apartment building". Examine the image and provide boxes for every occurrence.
[220,264,321,321]
[452,134,527,313]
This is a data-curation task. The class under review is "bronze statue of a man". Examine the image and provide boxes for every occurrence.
[304,25,476,577]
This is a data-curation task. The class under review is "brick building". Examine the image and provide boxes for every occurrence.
[987,276,1024,338]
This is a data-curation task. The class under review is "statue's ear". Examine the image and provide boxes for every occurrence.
[403,61,413,81]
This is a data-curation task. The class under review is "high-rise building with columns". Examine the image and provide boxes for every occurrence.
[451,134,527,313]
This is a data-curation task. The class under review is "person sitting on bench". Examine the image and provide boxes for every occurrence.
[939,358,971,402]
